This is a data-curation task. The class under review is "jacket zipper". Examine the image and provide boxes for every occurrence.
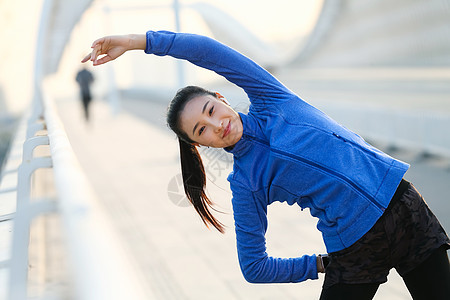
[243,134,385,212]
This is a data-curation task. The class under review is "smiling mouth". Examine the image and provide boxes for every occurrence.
[223,121,231,138]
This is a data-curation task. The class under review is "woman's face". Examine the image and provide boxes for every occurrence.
[179,94,243,148]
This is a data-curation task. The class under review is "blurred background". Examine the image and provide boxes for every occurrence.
[0,0,449,299]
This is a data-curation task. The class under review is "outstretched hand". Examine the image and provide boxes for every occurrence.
[81,34,146,66]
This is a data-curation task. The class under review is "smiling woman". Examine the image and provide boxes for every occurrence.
[165,85,242,233]
[164,86,243,234]
[82,30,450,299]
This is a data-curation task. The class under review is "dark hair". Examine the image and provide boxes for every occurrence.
[167,86,225,233]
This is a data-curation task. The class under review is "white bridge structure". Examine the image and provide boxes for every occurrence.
[0,0,449,299]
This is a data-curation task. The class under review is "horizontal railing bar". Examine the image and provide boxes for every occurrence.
[0,260,10,269]
[0,213,14,222]
[0,187,17,194]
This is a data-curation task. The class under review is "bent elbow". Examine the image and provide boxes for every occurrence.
[241,265,267,284]
[242,272,262,284]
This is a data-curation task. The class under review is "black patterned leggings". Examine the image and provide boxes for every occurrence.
[320,180,450,299]
[319,245,450,300]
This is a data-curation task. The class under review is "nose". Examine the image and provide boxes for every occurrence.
[212,119,223,133]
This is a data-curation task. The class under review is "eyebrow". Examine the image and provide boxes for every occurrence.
[192,101,210,136]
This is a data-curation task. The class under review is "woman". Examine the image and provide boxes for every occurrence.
[82,31,450,299]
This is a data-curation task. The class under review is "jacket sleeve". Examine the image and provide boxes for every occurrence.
[230,182,319,283]
[144,30,295,107]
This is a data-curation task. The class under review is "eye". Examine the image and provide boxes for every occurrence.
[209,106,214,115]
[199,126,205,136]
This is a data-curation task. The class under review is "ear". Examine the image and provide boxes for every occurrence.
[215,92,230,105]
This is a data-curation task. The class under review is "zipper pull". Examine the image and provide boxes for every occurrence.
[333,132,345,142]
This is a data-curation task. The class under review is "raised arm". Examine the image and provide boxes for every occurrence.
[83,31,295,106]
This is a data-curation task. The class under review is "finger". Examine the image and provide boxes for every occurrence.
[91,37,104,48]
[93,55,110,66]
[91,46,102,62]
[81,53,92,63]
[90,48,97,61]
[95,54,115,66]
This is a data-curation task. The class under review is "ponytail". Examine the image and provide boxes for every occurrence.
[167,86,225,233]
[178,139,225,233]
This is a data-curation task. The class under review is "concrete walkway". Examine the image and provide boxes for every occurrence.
[53,94,424,299]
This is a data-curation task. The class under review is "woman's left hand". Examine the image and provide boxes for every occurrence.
[81,34,146,66]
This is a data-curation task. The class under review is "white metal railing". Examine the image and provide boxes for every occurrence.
[0,82,153,299]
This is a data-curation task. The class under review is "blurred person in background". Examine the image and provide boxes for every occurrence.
[75,66,94,122]
[82,31,450,300]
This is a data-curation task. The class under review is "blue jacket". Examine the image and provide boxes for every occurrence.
[145,31,410,284]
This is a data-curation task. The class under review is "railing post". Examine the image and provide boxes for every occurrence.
[8,155,53,300]
[7,113,53,300]
[26,121,46,140]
